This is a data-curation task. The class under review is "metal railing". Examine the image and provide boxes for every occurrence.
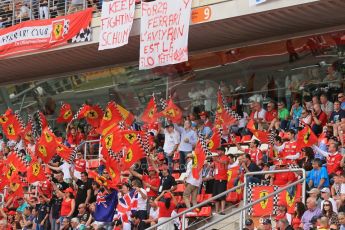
[199,178,305,230]
[241,168,306,229]
[147,182,245,230]
[0,0,100,29]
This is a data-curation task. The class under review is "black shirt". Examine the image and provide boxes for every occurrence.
[77,212,90,223]
[51,180,69,218]
[75,179,93,205]
[158,173,177,194]
[35,203,50,223]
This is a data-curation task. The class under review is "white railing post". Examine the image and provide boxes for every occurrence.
[181,214,186,230]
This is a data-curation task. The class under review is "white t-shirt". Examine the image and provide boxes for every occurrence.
[185,161,202,187]
[163,130,180,154]
[60,162,71,181]
[149,207,159,220]
[238,112,249,128]
[254,109,266,120]
[137,188,147,211]
[340,183,345,194]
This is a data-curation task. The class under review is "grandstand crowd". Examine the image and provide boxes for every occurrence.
[0,80,342,230]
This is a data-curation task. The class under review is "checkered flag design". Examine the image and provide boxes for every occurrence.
[268,129,279,146]
[219,87,241,121]
[198,133,212,156]
[299,120,305,129]
[14,111,25,133]
[66,148,77,164]
[63,19,70,35]
[72,104,85,121]
[159,98,167,110]
[68,26,92,43]
[137,134,150,156]
[118,121,125,130]
[15,149,30,167]
[272,186,279,215]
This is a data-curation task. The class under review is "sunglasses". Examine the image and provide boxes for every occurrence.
[324,204,331,206]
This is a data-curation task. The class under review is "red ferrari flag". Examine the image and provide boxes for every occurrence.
[247,119,269,143]
[160,99,183,123]
[100,124,123,153]
[97,101,123,135]
[120,130,146,149]
[76,104,104,128]
[207,128,222,151]
[27,159,46,183]
[56,143,75,163]
[251,186,275,217]
[106,157,121,187]
[192,141,206,180]
[0,109,23,140]
[9,176,24,197]
[141,96,158,124]
[37,111,48,129]
[120,143,145,171]
[215,90,237,128]
[278,184,302,214]
[57,103,73,123]
[116,104,135,126]
[36,128,58,163]
[296,126,318,152]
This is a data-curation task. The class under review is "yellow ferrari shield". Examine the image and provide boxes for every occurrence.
[217,104,222,113]
[38,145,47,157]
[227,170,233,181]
[87,110,98,119]
[10,183,20,192]
[286,192,295,207]
[109,167,116,179]
[124,133,137,144]
[63,110,72,119]
[0,116,8,124]
[165,109,176,117]
[104,108,112,121]
[207,140,214,150]
[44,131,53,143]
[7,124,15,136]
[192,153,197,168]
[125,149,133,162]
[32,163,41,176]
[52,23,63,40]
[303,128,311,144]
[148,108,154,118]
[259,191,269,209]
[105,134,113,150]
[6,163,16,179]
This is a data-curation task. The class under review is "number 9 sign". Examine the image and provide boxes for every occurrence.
[191,6,212,23]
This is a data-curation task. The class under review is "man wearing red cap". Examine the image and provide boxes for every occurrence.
[129,166,160,198]
[199,111,212,128]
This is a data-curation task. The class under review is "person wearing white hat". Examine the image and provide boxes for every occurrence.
[320,187,338,213]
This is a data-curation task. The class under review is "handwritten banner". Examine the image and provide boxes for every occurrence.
[99,0,135,50]
[139,0,192,69]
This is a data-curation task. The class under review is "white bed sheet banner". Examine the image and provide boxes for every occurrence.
[139,0,192,69]
[98,0,135,50]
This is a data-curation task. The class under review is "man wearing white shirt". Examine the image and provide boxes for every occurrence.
[163,124,180,172]
[253,102,266,130]
[183,153,202,209]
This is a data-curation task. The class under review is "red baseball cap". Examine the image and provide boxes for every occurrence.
[157,153,165,160]
[163,192,172,199]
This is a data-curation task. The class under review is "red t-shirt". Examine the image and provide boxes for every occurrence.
[312,111,327,127]
[265,109,278,122]
[38,180,53,199]
[245,148,263,165]
[60,198,73,216]
[273,172,296,186]
[74,159,86,173]
[292,216,301,229]
[158,201,176,218]
[142,175,160,197]
[214,155,230,181]
[327,153,343,174]
[4,194,19,209]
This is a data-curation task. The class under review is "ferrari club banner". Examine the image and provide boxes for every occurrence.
[98,0,136,50]
[0,8,93,58]
[139,0,192,69]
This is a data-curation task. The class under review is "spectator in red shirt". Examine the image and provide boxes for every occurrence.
[234,138,263,166]
[311,104,328,136]
[212,146,230,215]
[66,126,83,147]
[270,160,296,186]
[313,142,343,178]
[154,191,177,230]
[129,166,160,198]
[74,151,86,179]
[265,101,278,129]
[199,111,212,128]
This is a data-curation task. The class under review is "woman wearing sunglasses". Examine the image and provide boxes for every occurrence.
[321,201,339,226]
